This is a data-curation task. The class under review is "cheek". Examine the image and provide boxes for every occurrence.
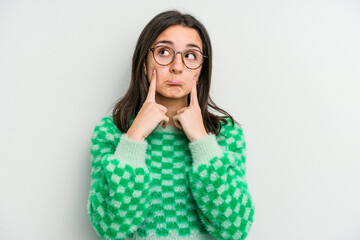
[146,59,164,79]
[154,67,169,81]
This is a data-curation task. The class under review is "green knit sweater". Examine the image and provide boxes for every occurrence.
[87,116,255,240]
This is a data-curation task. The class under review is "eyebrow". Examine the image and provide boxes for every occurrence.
[154,40,202,51]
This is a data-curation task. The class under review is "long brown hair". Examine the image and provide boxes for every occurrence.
[111,10,240,136]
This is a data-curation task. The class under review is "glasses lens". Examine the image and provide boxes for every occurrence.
[153,46,174,65]
[183,49,203,69]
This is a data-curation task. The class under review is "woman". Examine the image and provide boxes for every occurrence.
[88,10,255,240]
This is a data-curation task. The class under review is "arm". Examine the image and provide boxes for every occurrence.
[87,117,151,240]
[188,121,255,240]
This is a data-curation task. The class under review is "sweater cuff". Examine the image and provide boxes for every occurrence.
[114,133,148,169]
[189,134,223,167]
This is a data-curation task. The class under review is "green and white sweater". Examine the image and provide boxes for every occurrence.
[88,116,255,240]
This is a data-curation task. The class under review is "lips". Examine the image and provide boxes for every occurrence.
[166,80,183,85]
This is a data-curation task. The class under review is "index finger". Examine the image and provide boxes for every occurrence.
[146,69,157,102]
[190,77,199,106]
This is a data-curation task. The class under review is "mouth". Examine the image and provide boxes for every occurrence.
[166,80,183,85]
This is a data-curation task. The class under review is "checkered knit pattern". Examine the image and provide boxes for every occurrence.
[88,116,255,240]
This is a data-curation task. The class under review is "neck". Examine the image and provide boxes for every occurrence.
[155,93,188,126]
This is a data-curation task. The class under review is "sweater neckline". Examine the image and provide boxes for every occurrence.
[127,115,185,134]
[152,124,185,134]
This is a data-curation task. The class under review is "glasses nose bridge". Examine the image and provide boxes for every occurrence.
[171,50,185,65]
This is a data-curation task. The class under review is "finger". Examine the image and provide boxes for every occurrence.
[173,115,182,130]
[157,104,168,114]
[161,116,169,128]
[190,77,199,106]
[146,69,157,102]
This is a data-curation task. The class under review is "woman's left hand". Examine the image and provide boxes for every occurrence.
[173,78,208,142]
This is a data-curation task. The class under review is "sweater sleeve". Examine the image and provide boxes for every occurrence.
[188,121,255,240]
[87,117,151,240]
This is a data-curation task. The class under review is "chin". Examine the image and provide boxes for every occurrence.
[166,93,186,99]
[161,91,188,99]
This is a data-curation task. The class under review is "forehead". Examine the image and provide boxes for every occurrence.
[153,25,203,50]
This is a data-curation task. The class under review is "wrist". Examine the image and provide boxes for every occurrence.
[126,126,145,141]
[191,131,208,142]
[189,134,223,167]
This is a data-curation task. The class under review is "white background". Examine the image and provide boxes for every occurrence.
[1,0,359,239]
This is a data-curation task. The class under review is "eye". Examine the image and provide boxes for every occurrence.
[156,47,171,57]
[184,51,197,60]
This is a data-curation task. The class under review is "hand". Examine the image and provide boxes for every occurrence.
[126,69,169,141]
[173,78,208,142]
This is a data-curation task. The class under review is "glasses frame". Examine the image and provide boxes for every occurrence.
[148,45,207,70]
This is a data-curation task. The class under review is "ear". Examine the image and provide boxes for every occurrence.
[195,74,200,85]
[143,63,147,75]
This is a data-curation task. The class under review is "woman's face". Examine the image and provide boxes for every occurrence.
[145,25,203,101]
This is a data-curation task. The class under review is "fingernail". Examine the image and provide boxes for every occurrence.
[153,69,156,74]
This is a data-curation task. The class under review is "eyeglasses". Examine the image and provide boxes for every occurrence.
[149,45,207,70]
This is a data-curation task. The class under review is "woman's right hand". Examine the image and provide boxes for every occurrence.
[126,69,169,141]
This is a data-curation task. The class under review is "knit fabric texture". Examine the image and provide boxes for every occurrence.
[87,116,255,240]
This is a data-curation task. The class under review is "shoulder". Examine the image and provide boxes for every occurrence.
[91,115,121,141]
[92,115,115,132]
[218,116,244,138]
[217,116,246,150]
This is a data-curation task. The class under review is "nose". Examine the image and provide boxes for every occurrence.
[169,52,183,74]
